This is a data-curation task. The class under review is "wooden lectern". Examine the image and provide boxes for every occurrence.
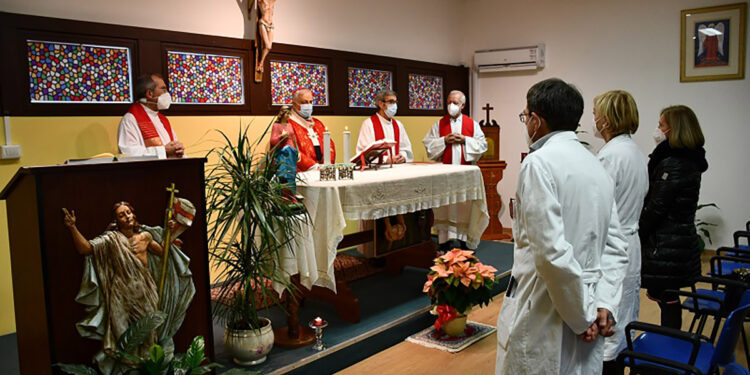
[0,158,214,375]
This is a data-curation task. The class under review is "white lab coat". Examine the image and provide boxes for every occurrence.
[597,134,649,361]
[422,116,488,245]
[117,103,176,159]
[496,131,629,375]
[356,113,413,162]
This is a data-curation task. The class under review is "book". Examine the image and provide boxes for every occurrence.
[350,139,398,166]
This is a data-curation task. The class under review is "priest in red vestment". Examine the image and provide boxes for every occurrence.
[117,73,184,159]
[288,88,335,171]
[422,90,487,250]
[355,89,413,163]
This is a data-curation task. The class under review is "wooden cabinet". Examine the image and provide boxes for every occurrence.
[478,159,511,240]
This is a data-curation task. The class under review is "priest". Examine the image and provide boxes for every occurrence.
[355,89,413,163]
[288,88,336,171]
[422,90,487,250]
[495,78,628,375]
[117,73,184,158]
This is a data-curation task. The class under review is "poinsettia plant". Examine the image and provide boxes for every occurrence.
[423,249,498,316]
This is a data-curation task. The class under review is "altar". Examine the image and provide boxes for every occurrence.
[273,163,489,326]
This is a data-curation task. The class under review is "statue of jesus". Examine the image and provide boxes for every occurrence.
[254,0,276,82]
[63,201,195,374]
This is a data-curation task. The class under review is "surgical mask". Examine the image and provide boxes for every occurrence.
[593,117,607,139]
[385,103,397,118]
[447,103,461,117]
[652,127,668,145]
[525,118,539,146]
[140,92,172,110]
[299,104,313,119]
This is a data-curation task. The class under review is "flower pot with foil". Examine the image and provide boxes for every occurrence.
[432,305,470,336]
[224,317,275,366]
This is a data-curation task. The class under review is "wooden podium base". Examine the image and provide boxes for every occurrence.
[274,325,316,348]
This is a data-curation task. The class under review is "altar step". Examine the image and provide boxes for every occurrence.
[214,240,514,375]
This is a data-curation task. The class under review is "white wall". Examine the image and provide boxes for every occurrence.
[461,0,750,248]
[0,0,462,65]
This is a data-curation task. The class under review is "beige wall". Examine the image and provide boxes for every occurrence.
[460,0,750,249]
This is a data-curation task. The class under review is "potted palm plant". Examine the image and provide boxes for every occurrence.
[206,114,307,366]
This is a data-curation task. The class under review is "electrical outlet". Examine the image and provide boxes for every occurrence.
[1,145,21,159]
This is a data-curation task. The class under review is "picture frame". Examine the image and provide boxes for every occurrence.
[681,2,747,82]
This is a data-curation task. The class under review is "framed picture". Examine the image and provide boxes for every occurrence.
[681,2,747,82]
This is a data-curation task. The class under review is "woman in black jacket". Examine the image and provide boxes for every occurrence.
[640,105,708,329]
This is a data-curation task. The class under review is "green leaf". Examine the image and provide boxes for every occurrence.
[53,364,100,375]
[113,350,144,364]
[149,344,165,363]
[180,336,206,369]
[117,311,166,353]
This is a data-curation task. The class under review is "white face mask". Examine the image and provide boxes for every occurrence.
[447,103,461,117]
[385,103,397,118]
[593,116,607,139]
[299,103,313,119]
[140,92,172,110]
[652,127,668,145]
[525,117,539,146]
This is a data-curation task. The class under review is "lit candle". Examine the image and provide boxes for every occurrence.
[323,131,331,165]
[314,317,323,326]
[343,126,351,163]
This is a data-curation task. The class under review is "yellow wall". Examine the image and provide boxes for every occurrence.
[0,114,440,335]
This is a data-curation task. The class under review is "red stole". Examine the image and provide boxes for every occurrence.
[438,114,474,165]
[127,103,174,147]
[370,114,400,155]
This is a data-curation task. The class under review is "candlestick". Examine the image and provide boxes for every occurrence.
[343,126,351,163]
[323,131,331,164]
[309,317,328,351]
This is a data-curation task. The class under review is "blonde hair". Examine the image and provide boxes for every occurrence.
[661,105,705,149]
[593,90,639,136]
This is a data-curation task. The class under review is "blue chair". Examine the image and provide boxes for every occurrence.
[714,248,750,276]
[618,303,750,375]
[723,363,750,375]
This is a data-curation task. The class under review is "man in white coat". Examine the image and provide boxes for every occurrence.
[592,90,649,373]
[118,73,184,158]
[356,89,413,163]
[422,90,487,250]
[495,78,628,375]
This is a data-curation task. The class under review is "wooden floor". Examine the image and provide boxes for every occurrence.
[337,253,749,374]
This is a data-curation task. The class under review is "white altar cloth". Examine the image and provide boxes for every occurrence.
[287,163,489,294]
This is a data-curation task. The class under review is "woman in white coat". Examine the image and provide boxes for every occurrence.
[593,90,649,374]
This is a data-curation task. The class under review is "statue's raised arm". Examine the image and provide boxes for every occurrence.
[62,207,93,256]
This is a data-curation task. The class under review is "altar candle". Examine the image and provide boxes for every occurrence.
[343,126,351,163]
[323,131,331,164]
[314,317,323,326]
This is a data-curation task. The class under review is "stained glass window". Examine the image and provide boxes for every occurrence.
[27,40,132,103]
[347,68,392,108]
[270,60,328,106]
[167,51,244,104]
[408,73,443,110]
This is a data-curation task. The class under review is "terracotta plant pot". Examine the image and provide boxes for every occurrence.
[441,313,468,336]
[224,318,274,366]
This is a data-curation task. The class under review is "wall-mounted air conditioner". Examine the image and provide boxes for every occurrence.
[474,44,545,73]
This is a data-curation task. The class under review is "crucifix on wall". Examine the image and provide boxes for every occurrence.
[479,102,500,161]
[250,0,276,83]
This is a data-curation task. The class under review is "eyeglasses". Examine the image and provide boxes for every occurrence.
[519,111,531,123]
[382,99,397,105]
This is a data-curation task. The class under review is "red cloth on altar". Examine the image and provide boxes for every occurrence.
[438,114,474,165]
[289,118,336,172]
[127,103,174,147]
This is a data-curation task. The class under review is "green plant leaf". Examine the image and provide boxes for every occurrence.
[180,336,206,369]
[117,311,166,353]
[53,364,100,375]
[149,344,165,363]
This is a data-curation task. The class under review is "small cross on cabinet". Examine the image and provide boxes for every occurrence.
[482,103,494,124]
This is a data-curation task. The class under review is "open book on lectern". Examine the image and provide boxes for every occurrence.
[350,139,397,166]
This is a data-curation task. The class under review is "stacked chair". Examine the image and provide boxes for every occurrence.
[617,222,750,374]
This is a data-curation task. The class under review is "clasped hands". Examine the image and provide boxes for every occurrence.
[386,154,406,164]
[444,133,466,145]
[165,141,185,158]
[579,308,615,343]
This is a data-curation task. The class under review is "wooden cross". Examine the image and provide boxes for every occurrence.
[482,103,494,124]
